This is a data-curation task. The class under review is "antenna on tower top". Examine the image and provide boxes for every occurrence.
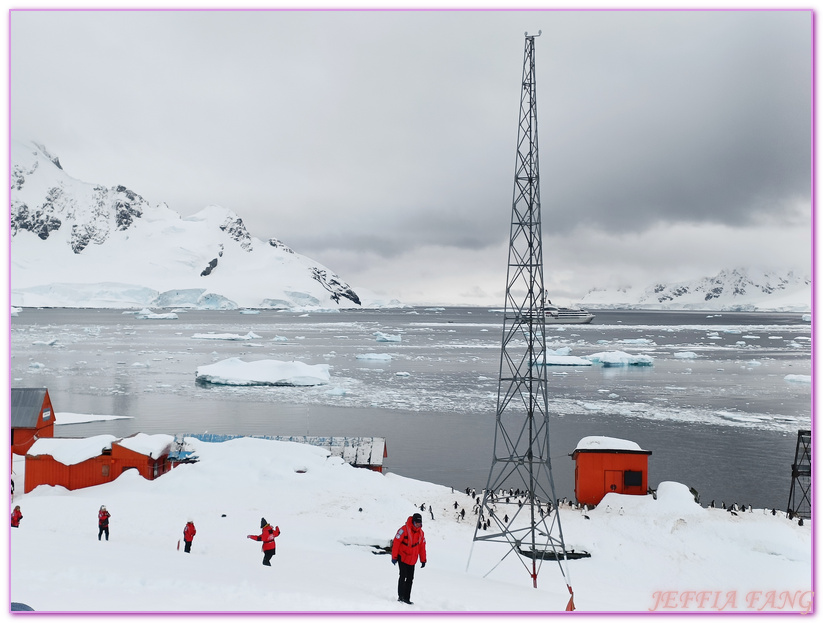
[525,30,542,38]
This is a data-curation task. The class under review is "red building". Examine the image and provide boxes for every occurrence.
[11,388,56,455]
[571,436,652,506]
[24,433,175,493]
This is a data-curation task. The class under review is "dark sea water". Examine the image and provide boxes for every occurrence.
[11,307,811,511]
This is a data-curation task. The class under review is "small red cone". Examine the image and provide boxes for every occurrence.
[565,585,575,611]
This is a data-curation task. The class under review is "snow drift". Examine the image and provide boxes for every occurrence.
[9,437,812,613]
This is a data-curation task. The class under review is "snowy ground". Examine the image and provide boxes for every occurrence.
[9,437,812,616]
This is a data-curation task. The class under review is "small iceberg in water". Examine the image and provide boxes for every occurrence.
[196,357,330,387]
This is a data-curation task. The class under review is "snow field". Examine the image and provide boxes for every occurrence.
[10,437,811,613]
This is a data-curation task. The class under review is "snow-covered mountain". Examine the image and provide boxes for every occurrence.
[10,139,388,310]
[581,268,811,312]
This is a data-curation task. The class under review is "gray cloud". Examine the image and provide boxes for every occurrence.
[10,9,812,303]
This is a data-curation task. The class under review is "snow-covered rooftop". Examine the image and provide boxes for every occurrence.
[27,435,118,465]
[116,433,175,459]
[574,436,650,453]
[27,433,176,465]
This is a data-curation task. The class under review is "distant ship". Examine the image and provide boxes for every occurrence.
[544,300,595,324]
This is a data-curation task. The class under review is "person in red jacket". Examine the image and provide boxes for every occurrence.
[10,506,22,528]
[391,512,427,604]
[182,520,196,553]
[247,517,280,566]
[98,505,110,541]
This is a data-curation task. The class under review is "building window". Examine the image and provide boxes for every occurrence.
[102,465,110,477]
[624,470,642,487]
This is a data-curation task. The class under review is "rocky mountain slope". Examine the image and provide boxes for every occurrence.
[580,268,810,311]
[10,140,367,310]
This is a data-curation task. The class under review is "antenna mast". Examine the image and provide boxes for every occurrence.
[471,31,575,609]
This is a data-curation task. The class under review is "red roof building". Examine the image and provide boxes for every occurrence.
[571,436,652,506]
[24,433,175,493]
[11,388,56,456]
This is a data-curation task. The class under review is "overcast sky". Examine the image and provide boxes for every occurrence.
[10,8,812,306]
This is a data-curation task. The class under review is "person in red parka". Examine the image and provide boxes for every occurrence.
[98,505,111,541]
[247,517,280,566]
[183,520,196,553]
[391,512,427,604]
[10,506,22,528]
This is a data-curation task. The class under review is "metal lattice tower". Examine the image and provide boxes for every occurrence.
[787,429,811,520]
[470,31,574,605]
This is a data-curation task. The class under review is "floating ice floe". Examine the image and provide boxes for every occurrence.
[784,374,811,384]
[585,351,654,367]
[195,357,330,386]
[673,351,698,359]
[55,412,133,425]
[239,309,260,314]
[716,411,773,424]
[32,338,58,346]
[134,308,178,320]
[191,331,261,341]
[374,332,401,343]
[11,306,21,316]
[532,346,593,366]
[356,353,392,361]
[541,355,593,366]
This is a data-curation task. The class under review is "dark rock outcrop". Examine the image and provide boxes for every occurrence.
[201,258,219,276]
[310,267,361,305]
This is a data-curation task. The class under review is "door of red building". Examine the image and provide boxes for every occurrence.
[604,470,622,496]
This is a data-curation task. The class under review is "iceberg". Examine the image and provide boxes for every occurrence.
[585,351,654,367]
[784,374,811,384]
[356,353,392,361]
[195,357,330,386]
[539,355,593,366]
[134,308,179,320]
[374,332,401,343]
[191,331,261,341]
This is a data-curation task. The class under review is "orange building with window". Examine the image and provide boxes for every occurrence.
[11,388,56,455]
[571,436,652,506]
[24,433,175,493]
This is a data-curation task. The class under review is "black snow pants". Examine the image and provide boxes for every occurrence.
[262,549,275,566]
[397,560,415,602]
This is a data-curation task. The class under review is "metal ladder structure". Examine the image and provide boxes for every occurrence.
[470,31,575,609]
[786,429,811,520]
